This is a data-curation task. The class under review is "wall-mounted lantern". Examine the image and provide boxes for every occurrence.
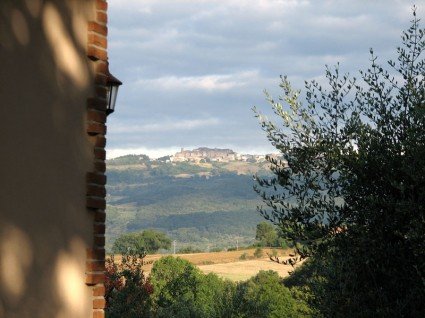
[106,73,122,115]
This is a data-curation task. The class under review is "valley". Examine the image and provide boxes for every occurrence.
[105,149,277,252]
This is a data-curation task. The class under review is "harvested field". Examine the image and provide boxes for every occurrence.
[111,248,301,281]
[199,259,296,281]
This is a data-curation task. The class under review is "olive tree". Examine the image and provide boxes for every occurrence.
[254,9,425,316]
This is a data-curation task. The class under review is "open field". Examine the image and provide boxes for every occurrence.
[199,259,296,281]
[112,248,302,282]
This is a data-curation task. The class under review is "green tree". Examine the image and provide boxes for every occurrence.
[112,229,171,254]
[234,270,307,318]
[255,222,278,247]
[149,256,235,318]
[254,10,425,316]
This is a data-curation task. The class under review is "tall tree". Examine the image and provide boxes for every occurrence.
[255,221,278,247]
[254,9,425,317]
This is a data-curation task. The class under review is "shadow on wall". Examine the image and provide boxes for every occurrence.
[0,0,96,317]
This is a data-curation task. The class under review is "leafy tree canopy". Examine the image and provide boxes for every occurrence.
[255,221,278,247]
[112,229,171,254]
[234,270,306,318]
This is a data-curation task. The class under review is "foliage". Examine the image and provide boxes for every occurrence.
[210,247,223,252]
[233,270,307,318]
[149,256,235,318]
[178,246,203,254]
[255,221,279,247]
[105,254,311,317]
[107,154,151,166]
[254,247,264,258]
[105,253,152,318]
[254,10,425,316]
[105,172,263,251]
[239,252,248,260]
[112,229,171,254]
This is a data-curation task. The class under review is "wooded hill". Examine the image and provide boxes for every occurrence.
[105,154,272,252]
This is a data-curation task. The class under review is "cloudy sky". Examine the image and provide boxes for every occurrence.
[106,0,423,158]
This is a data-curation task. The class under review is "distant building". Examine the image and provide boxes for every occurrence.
[172,147,236,163]
[170,147,282,164]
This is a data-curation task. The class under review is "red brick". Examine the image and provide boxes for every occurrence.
[86,248,105,260]
[94,161,106,173]
[94,223,106,235]
[88,22,107,36]
[93,298,106,309]
[88,45,107,61]
[87,109,106,123]
[93,310,105,318]
[93,285,105,297]
[86,273,105,285]
[95,61,108,75]
[88,135,107,148]
[87,122,106,135]
[88,33,107,49]
[95,73,107,85]
[96,86,107,99]
[94,235,105,246]
[94,148,106,160]
[86,172,107,185]
[95,211,106,222]
[86,260,105,272]
[96,0,108,11]
[87,184,106,197]
[97,12,107,24]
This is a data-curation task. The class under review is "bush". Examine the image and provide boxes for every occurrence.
[254,247,264,258]
[178,246,203,254]
[234,270,307,318]
[239,252,248,260]
[149,256,235,318]
[105,253,152,318]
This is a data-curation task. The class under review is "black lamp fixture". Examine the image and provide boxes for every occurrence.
[106,72,122,115]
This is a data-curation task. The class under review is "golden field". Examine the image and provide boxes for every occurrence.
[112,248,301,282]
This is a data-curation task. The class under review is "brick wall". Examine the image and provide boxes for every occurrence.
[86,1,109,317]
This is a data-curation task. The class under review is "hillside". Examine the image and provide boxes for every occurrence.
[105,153,273,251]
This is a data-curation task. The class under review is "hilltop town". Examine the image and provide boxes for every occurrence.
[170,147,278,163]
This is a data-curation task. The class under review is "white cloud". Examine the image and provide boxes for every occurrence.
[106,0,422,152]
[135,71,259,91]
[111,118,220,134]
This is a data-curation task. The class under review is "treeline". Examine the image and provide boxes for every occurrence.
[105,254,312,318]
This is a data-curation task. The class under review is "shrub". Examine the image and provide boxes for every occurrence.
[239,252,248,260]
[178,246,203,254]
[105,253,152,318]
[254,247,264,258]
[234,270,306,318]
[149,256,235,318]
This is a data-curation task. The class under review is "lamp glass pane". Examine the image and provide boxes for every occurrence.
[110,85,119,111]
